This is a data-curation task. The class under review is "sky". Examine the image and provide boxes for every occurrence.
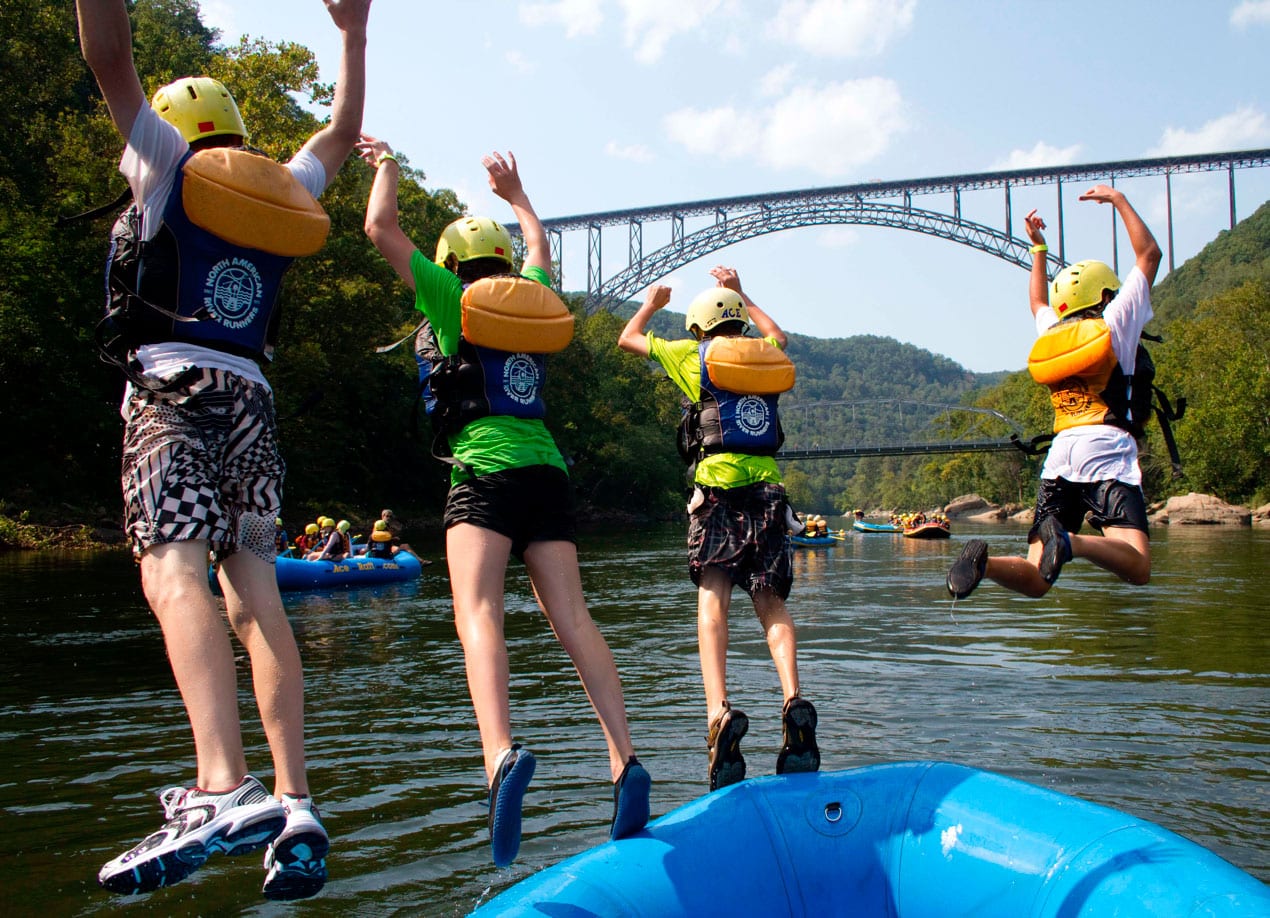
[197,0,1270,372]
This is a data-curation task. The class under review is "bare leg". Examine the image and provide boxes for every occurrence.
[524,540,635,781]
[751,589,800,702]
[218,549,309,797]
[140,541,246,791]
[984,539,1053,598]
[446,523,513,783]
[697,568,733,722]
[1073,526,1151,584]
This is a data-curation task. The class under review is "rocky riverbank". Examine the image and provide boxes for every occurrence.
[937,492,1269,527]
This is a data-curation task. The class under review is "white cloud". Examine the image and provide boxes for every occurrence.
[991,141,1083,171]
[519,0,604,38]
[771,0,916,57]
[759,64,798,99]
[1146,106,1270,156]
[620,0,724,64]
[817,226,860,248]
[605,139,655,162]
[664,106,761,158]
[1230,0,1270,27]
[505,50,537,74]
[665,77,906,176]
[197,0,238,38]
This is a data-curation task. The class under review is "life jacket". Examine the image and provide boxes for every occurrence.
[1029,316,1151,435]
[678,336,794,463]
[100,147,329,364]
[1026,316,1186,474]
[416,275,573,447]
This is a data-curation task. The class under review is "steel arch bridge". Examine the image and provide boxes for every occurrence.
[506,148,1270,312]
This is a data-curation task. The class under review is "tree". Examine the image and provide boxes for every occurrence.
[1157,281,1269,505]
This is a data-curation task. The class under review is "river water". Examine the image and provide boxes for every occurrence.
[0,522,1266,915]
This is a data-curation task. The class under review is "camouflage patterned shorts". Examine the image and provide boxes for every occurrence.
[687,482,793,599]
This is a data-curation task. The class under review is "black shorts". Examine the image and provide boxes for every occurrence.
[443,465,576,559]
[687,482,793,600]
[1029,477,1150,540]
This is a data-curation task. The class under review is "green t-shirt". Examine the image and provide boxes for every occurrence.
[409,252,567,484]
[646,333,784,490]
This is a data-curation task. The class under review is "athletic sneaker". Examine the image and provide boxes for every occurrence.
[946,539,989,599]
[776,696,820,775]
[488,744,536,867]
[1037,516,1073,585]
[98,775,285,895]
[706,701,748,792]
[262,794,329,901]
[610,756,651,840]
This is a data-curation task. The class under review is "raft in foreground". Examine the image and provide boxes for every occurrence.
[473,762,1268,917]
[273,552,422,591]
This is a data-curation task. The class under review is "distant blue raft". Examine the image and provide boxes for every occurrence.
[473,762,1268,917]
[272,552,421,592]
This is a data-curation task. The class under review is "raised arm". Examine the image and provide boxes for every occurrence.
[76,0,147,140]
[1079,184,1162,285]
[357,134,417,289]
[618,285,672,357]
[298,0,371,181]
[712,266,786,348]
[1023,209,1050,318]
[485,152,549,273]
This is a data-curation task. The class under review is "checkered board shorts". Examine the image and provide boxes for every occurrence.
[687,482,793,599]
[121,367,284,562]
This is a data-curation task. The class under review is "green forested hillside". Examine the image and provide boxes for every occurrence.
[1150,200,1270,325]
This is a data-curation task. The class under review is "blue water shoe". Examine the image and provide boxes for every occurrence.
[610,757,651,840]
[488,744,536,867]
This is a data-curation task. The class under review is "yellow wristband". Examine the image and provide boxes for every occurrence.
[377,152,398,168]
[1029,243,1048,254]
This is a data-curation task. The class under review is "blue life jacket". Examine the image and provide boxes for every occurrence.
[679,339,784,462]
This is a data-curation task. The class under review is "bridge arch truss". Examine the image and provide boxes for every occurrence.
[506,148,1270,310]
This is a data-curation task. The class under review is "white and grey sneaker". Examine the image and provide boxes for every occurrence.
[262,794,329,900]
[98,775,285,895]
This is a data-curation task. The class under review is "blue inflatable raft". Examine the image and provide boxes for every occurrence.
[273,551,422,592]
[473,762,1268,917]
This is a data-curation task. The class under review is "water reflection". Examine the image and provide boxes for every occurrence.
[0,524,1265,915]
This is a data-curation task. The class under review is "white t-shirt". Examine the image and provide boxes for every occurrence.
[1033,266,1153,485]
[117,105,328,391]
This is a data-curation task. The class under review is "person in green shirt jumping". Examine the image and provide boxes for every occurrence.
[359,135,649,867]
[619,267,820,791]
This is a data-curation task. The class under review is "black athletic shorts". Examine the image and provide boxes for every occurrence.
[1029,476,1150,540]
[443,464,576,559]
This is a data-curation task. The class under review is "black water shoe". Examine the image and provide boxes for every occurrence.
[947,539,988,599]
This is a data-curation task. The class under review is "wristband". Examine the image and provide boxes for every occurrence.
[1029,243,1048,254]
[377,152,398,168]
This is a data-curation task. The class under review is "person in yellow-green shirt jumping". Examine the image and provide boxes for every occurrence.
[359,135,649,867]
[619,267,820,791]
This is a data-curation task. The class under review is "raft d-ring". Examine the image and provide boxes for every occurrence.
[824,801,843,823]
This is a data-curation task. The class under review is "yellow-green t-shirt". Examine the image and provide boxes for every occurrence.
[646,333,785,490]
[409,252,567,485]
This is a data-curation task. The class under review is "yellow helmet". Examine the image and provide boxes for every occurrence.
[373,519,388,531]
[320,517,335,529]
[337,520,351,533]
[151,77,246,144]
[685,288,749,336]
[305,523,319,535]
[435,216,514,267]
[1050,260,1121,319]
